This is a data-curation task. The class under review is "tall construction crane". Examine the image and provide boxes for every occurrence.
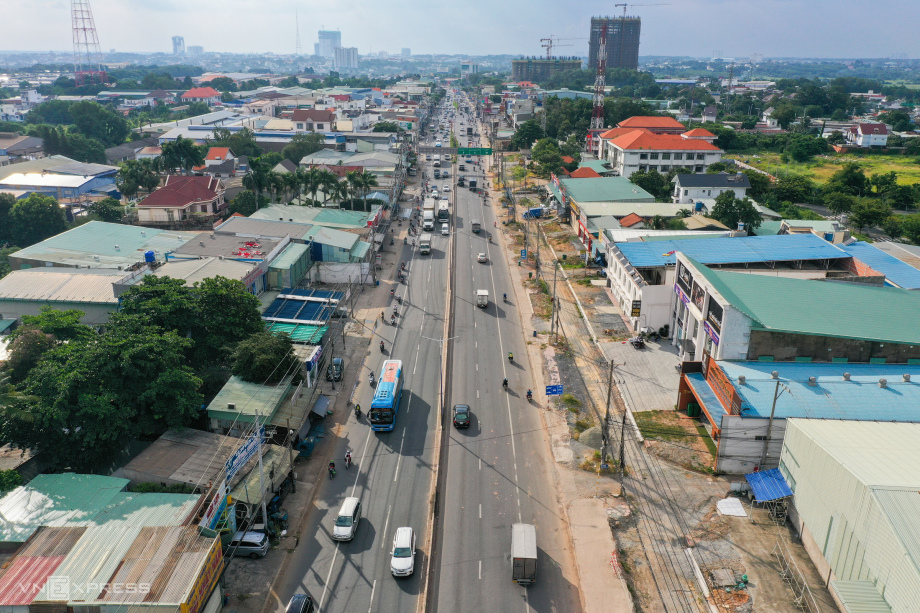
[540,36,585,60]
[586,3,669,154]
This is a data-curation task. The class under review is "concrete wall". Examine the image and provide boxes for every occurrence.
[716,414,786,474]
[0,300,117,326]
[746,330,920,363]
[714,304,752,361]
[311,262,369,285]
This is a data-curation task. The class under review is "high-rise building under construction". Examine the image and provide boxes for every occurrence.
[588,16,641,70]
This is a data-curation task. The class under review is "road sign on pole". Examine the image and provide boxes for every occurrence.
[545,384,563,396]
[520,249,526,259]
[457,147,493,156]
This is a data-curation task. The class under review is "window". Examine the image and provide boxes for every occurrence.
[296,123,304,129]
[660,165,669,172]
[649,152,659,160]
[695,165,703,173]
[661,152,671,160]
[639,152,648,160]
[317,123,324,129]
[683,189,688,196]
[696,153,705,160]
[638,164,647,172]
[674,153,683,160]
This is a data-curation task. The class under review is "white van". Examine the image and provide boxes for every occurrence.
[441,223,449,236]
[332,497,362,541]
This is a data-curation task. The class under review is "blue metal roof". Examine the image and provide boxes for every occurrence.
[262,288,345,323]
[745,468,793,502]
[616,233,847,268]
[716,361,920,422]
[685,372,726,422]
[838,241,920,290]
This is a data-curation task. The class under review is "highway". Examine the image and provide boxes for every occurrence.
[271,103,451,613]
[431,94,582,612]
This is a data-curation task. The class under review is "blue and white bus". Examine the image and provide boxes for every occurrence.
[370,360,404,432]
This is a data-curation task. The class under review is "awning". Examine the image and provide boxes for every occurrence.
[745,468,793,502]
[831,580,892,613]
[229,444,292,506]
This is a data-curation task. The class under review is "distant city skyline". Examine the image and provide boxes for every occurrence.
[3,0,919,60]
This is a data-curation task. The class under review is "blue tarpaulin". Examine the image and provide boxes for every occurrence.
[745,468,793,502]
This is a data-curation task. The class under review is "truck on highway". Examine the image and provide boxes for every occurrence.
[511,523,537,585]
[471,220,481,233]
[419,233,432,255]
[466,127,473,136]
[437,202,450,223]
[423,210,434,230]
[476,289,489,308]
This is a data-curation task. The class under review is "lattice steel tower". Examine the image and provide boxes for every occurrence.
[71,0,107,85]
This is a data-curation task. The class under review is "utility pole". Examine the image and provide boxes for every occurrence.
[759,377,786,468]
[619,408,627,475]
[601,360,615,465]
[550,260,559,338]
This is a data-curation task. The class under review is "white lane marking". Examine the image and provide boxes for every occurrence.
[479,504,482,519]
[475,363,478,372]
[479,560,482,580]
[479,458,481,470]
[393,431,406,481]
[381,504,391,549]
[476,389,479,399]
[319,542,341,609]
[367,580,376,613]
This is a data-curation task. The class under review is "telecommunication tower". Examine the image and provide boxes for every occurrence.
[295,7,303,56]
[71,0,107,85]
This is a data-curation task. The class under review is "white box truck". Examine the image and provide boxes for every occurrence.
[423,210,434,230]
[419,233,432,255]
[511,523,537,585]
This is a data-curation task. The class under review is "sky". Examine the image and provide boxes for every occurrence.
[4,0,919,60]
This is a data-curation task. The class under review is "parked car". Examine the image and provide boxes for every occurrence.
[326,357,344,381]
[285,594,316,613]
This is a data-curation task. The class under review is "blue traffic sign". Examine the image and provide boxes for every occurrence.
[545,384,563,396]
[601,463,610,470]
[520,249,527,259]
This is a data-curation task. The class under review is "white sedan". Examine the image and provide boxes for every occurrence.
[477,253,487,263]
[443,186,451,192]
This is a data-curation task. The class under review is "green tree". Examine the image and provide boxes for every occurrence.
[628,169,671,202]
[742,170,772,201]
[12,306,94,344]
[11,318,202,469]
[242,156,274,203]
[774,175,816,204]
[0,193,15,243]
[4,329,56,383]
[0,470,22,493]
[705,162,729,174]
[825,162,868,196]
[87,197,125,222]
[372,122,399,133]
[68,101,130,146]
[511,119,543,150]
[886,184,916,211]
[232,331,298,384]
[209,127,262,158]
[192,276,264,365]
[869,171,898,196]
[9,193,68,247]
[355,170,379,212]
[878,110,913,132]
[118,276,198,340]
[899,214,920,245]
[882,216,903,241]
[227,190,260,216]
[25,100,74,125]
[282,132,324,164]
[159,136,206,175]
[207,77,237,92]
[711,190,763,230]
[823,192,857,215]
[770,106,798,130]
[116,159,160,200]
[848,199,891,231]
[0,245,19,280]
[826,130,846,145]
[530,138,563,176]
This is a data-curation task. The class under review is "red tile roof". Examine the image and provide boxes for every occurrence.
[569,167,602,178]
[857,122,888,135]
[139,175,222,208]
[683,128,716,137]
[617,116,686,130]
[205,147,232,161]
[561,155,575,164]
[619,213,645,227]
[291,109,337,123]
[181,87,221,99]
[599,127,648,140]
[608,130,722,151]
[332,95,351,101]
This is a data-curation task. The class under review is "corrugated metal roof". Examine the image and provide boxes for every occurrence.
[206,375,293,422]
[269,243,310,270]
[229,445,292,505]
[692,262,920,344]
[266,322,327,343]
[0,173,94,188]
[0,269,121,303]
[548,176,654,203]
[872,487,920,576]
[0,155,77,182]
[839,241,920,289]
[831,580,892,613]
[0,556,66,605]
[117,429,238,487]
[620,234,846,268]
[92,492,199,528]
[310,226,359,250]
[154,257,257,286]
[215,217,314,240]
[249,204,371,229]
[718,362,920,424]
[17,526,86,557]
[11,221,198,269]
[744,468,793,502]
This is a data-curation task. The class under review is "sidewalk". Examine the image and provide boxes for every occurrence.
[495,176,633,613]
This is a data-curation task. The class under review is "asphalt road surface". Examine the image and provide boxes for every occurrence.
[431,98,582,613]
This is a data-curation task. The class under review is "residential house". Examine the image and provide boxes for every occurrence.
[144,89,175,106]
[681,128,718,144]
[683,214,730,231]
[847,122,888,147]
[672,172,751,204]
[292,109,337,133]
[701,106,717,123]
[619,213,646,229]
[180,87,222,105]
[762,107,778,128]
[0,133,44,161]
[136,175,226,223]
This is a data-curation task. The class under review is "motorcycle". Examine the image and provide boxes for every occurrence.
[344,453,352,469]
[369,372,376,386]
[526,390,533,401]
[508,352,514,363]
[380,341,385,352]
[328,464,336,480]
[355,405,362,420]
[390,238,394,246]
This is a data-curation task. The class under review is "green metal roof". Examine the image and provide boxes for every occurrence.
[555,177,654,203]
[269,243,310,271]
[753,220,783,235]
[267,322,327,343]
[578,160,614,174]
[351,240,371,260]
[689,258,920,345]
[206,375,293,423]
[831,581,891,613]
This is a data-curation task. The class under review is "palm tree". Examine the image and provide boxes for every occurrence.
[303,167,322,206]
[357,171,379,212]
[344,171,361,209]
[269,172,286,203]
[648,215,666,230]
[677,208,693,218]
[283,171,301,203]
[242,156,272,206]
[316,169,340,205]
[330,179,350,207]
[160,136,205,175]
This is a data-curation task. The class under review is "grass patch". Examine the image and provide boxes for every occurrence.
[574,419,591,433]
[851,232,874,242]
[632,411,690,442]
[561,393,582,408]
[727,151,920,186]
[696,424,718,457]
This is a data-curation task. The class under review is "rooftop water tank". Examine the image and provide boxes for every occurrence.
[144,250,156,263]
